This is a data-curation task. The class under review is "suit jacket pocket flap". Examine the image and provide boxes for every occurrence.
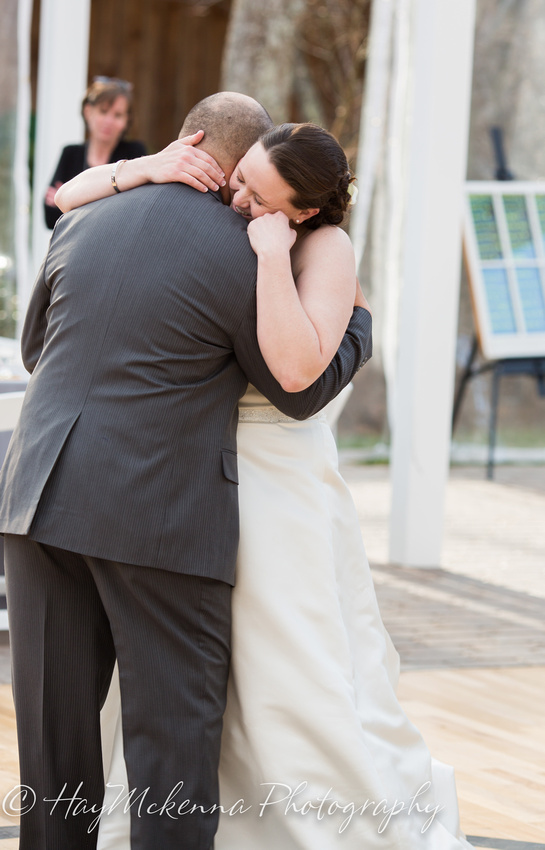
[221,449,238,484]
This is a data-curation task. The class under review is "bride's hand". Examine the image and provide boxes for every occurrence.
[247,212,297,258]
[142,131,226,193]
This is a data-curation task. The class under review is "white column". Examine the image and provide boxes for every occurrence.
[350,0,395,270]
[29,0,91,302]
[388,0,476,566]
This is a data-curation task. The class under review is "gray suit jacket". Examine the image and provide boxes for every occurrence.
[0,183,372,584]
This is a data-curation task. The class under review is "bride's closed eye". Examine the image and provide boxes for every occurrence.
[235,173,263,206]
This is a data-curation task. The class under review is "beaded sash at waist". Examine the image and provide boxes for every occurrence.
[238,406,296,423]
[238,406,324,423]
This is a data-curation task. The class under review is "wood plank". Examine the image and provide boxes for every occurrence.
[0,684,19,833]
[397,667,545,843]
[87,0,232,153]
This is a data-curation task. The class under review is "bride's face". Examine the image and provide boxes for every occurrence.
[229,142,305,223]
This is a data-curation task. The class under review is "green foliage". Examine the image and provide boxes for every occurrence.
[454,425,545,449]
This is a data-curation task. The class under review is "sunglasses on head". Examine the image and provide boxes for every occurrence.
[92,76,133,91]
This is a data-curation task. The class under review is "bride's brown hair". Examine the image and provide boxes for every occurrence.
[260,123,353,230]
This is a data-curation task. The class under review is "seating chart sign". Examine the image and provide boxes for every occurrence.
[464,182,545,359]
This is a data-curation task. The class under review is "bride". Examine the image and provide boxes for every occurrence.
[57,115,473,849]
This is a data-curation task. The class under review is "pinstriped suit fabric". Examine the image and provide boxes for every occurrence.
[0,182,372,584]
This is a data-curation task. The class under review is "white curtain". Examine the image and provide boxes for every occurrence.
[0,0,18,343]
[0,0,31,351]
[350,0,415,429]
[15,0,33,338]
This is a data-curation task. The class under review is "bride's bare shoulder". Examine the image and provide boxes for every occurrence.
[298,224,352,256]
[291,225,356,293]
[293,224,354,272]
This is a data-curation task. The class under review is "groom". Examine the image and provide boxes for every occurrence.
[0,92,372,850]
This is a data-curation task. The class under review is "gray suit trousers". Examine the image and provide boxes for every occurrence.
[4,535,231,850]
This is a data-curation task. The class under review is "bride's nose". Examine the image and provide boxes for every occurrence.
[233,186,250,208]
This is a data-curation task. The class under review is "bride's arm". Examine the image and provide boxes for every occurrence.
[247,212,367,392]
[55,131,225,212]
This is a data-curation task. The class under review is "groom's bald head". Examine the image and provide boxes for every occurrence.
[180,92,273,175]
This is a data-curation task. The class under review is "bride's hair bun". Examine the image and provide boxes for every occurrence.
[260,123,353,229]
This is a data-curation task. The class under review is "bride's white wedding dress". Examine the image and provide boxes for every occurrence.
[98,387,473,849]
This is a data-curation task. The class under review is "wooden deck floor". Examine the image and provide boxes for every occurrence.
[398,666,545,849]
[1,666,544,848]
[0,683,18,847]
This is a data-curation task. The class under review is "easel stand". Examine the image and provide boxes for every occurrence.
[452,336,545,480]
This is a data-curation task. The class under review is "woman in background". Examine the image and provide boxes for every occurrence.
[44,77,146,228]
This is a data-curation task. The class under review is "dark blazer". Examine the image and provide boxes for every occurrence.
[0,183,372,584]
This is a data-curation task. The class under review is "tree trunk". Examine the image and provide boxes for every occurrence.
[221,0,305,122]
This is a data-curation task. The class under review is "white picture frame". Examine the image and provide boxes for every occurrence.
[464,181,545,360]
